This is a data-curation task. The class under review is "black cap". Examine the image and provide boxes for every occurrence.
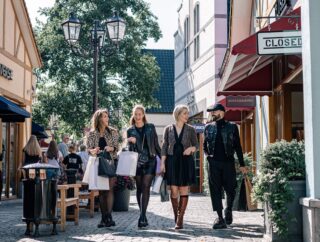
[207,103,225,112]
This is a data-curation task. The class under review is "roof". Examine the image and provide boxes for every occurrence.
[143,49,175,113]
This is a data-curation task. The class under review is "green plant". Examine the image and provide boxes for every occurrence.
[252,139,305,238]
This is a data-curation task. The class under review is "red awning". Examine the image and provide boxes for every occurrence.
[218,97,254,123]
[218,7,301,96]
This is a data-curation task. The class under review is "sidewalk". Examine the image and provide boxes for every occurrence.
[0,194,265,242]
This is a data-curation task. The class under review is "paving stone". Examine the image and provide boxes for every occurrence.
[0,195,266,242]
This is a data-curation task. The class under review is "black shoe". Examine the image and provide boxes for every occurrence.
[224,209,233,225]
[97,215,106,228]
[213,217,227,229]
[138,216,148,228]
[105,214,116,227]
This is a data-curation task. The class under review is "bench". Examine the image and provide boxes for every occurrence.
[57,184,81,231]
[79,190,100,218]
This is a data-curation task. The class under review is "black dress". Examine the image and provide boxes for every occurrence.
[165,124,196,186]
[135,126,156,176]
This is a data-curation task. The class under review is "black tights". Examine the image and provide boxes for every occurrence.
[99,177,116,217]
[136,174,154,218]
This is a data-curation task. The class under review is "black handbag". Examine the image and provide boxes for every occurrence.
[98,151,116,178]
[137,134,149,166]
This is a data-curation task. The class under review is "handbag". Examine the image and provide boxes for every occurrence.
[116,149,138,176]
[160,178,169,202]
[137,134,149,166]
[98,151,116,178]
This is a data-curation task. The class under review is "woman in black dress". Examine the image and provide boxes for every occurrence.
[86,109,119,228]
[127,105,161,228]
[160,104,198,229]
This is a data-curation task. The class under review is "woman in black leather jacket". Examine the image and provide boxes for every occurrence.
[127,105,161,228]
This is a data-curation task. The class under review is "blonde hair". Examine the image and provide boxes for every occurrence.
[130,104,148,125]
[173,104,189,122]
[91,109,109,131]
[23,135,42,156]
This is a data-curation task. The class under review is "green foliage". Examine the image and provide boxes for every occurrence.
[252,139,305,238]
[32,0,162,136]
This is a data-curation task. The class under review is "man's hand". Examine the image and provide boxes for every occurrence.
[239,166,248,174]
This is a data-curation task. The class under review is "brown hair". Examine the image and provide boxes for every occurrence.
[23,135,42,157]
[91,109,109,131]
[129,104,148,125]
[46,141,59,159]
[68,143,77,153]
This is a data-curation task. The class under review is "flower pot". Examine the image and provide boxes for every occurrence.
[113,189,130,212]
[264,180,306,242]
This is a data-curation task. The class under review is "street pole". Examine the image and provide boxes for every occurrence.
[92,20,99,113]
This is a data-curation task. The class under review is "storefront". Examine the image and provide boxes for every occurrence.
[0,0,42,199]
[218,6,303,163]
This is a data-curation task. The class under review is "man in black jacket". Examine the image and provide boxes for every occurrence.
[204,103,246,229]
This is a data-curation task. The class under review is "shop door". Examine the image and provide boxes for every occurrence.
[1,123,18,199]
[190,133,203,193]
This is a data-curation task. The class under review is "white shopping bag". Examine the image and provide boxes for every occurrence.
[116,151,138,176]
[152,175,163,193]
[82,156,109,190]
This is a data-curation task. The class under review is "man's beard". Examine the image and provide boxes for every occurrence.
[210,114,221,122]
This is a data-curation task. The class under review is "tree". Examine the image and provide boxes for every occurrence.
[33,0,162,137]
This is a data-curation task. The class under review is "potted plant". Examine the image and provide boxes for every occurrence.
[113,175,135,211]
[252,139,305,241]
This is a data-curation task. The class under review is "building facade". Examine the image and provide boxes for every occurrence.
[0,0,42,199]
[174,0,229,192]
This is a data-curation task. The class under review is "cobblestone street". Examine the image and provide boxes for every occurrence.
[0,194,265,242]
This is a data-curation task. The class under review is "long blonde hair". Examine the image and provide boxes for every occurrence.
[23,135,42,156]
[91,109,109,131]
[129,104,148,125]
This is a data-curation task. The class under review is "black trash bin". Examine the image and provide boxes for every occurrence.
[22,163,59,237]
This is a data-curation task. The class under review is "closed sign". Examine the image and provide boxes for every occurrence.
[257,31,302,55]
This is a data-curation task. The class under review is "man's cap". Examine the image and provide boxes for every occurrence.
[206,103,225,112]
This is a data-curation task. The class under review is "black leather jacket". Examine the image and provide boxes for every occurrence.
[127,123,161,158]
[203,120,244,166]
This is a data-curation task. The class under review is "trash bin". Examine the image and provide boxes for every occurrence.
[22,163,59,237]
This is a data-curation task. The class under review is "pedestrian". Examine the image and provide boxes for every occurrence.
[127,104,161,228]
[45,140,66,184]
[204,103,247,229]
[58,134,69,158]
[86,109,119,228]
[77,144,89,174]
[22,135,43,165]
[160,104,198,229]
[62,143,83,180]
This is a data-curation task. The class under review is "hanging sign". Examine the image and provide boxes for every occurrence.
[192,123,205,133]
[226,96,256,107]
[257,31,302,55]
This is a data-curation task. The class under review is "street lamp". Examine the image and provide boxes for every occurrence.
[61,12,126,113]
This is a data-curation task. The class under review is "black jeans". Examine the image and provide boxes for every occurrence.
[207,158,237,213]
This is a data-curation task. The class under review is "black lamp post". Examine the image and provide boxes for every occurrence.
[62,12,126,113]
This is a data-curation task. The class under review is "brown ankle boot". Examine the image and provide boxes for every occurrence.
[171,196,179,223]
[175,195,188,229]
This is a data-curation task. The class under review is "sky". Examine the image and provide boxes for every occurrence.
[25,0,180,50]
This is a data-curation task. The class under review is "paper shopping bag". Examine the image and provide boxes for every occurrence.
[116,151,138,176]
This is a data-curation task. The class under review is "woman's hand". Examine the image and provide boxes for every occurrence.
[90,147,100,155]
[183,147,196,155]
[105,146,114,152]
[160,160,166,174]
[127,137,136,144]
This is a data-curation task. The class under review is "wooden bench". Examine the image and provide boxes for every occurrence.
[79,190,100,218]
[57,184,81,231]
